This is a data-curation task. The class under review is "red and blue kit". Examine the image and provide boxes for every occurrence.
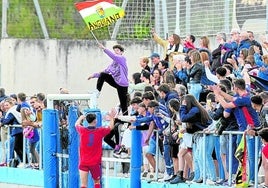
[76,125,111,166]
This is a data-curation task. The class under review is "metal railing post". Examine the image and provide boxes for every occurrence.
[228,132,232,186]
[202,132,206,185]
[155,130,159,181]
[22,133,26,166]
[7,126,10,164]
[254,136,259,188]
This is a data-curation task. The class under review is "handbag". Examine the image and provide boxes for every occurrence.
[23,126,34,139]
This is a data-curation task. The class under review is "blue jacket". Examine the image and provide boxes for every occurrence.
[201,66,216,86]
[254,53,268,80]
[180,105,211,133]
[174,68,188,85]
[135,103,169,130]
[159,91,179,116]
[223,41,238,56]
[1,112,22,136]
[236,39,252,57]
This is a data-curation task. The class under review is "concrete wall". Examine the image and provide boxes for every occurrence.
[0,39,152,111]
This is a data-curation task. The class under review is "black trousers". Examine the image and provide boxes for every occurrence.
[97,72,128,115]
[14,132,28,163]
[104,121,120,149]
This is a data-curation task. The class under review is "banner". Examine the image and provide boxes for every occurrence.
[75,0,125,31]
[235,133,248,187]
[249,74,268,91]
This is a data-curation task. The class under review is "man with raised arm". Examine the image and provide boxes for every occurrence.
[75,108,117,188]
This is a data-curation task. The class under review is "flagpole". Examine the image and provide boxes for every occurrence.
[90,31,100,44]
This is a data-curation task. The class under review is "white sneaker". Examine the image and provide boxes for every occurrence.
[123,173,129,178]
[164,174,174,181]
[206,179,216,185]
[158,174,173,182]
[89,89,100,98]
[248,180,255,187]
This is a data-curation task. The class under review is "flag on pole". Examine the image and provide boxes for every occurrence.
[75,0,125,31]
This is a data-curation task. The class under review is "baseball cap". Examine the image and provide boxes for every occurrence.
[150,52,160,58]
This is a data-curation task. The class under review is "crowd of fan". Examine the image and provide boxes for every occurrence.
[0,28,268,187]
[107,29,268,187]
[0,88,69,170]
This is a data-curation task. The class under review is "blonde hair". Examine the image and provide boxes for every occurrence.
[191,50,202,64]
[21,107,32,122]
[200,36,210,50]
[200,51,209,62]
[141,57,149,65]
[263,54,268,64]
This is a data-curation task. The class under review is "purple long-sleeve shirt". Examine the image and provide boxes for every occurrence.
[93,48,129,87]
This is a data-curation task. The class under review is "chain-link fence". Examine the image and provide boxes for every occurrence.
[1,0,267,40]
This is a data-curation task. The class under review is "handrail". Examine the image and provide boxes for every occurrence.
[5,124,42,169]
[195,130,259,188]
[100,130,260,188]
[2,124,261,188]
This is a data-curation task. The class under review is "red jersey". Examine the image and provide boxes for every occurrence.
[263,144,268,159]
[76,125,111,166]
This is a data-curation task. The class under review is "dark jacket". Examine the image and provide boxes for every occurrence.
[211,44,222,73]
[188,62,203,83]
[180,105,211,133]
[1,111,22,136]
[208,105,238,135]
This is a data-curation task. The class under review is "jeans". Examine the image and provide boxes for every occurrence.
[205,135,216,181]
[226,134,239,175]
[246,135,261,182]
[236,134,261,182]
[188,83,202,101]
[8,136,15,161]
[163,138,174,175]
[215,136,225,180]
[193,134,203,180]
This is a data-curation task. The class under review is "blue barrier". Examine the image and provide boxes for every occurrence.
[68,106,80,188]
[130,127,142,188]
[42,109,59,188]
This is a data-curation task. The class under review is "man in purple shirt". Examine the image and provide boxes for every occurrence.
[88,43,129,115]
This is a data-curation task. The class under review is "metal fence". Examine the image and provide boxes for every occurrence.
[1,0,268,40]
[0,111,263,188]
